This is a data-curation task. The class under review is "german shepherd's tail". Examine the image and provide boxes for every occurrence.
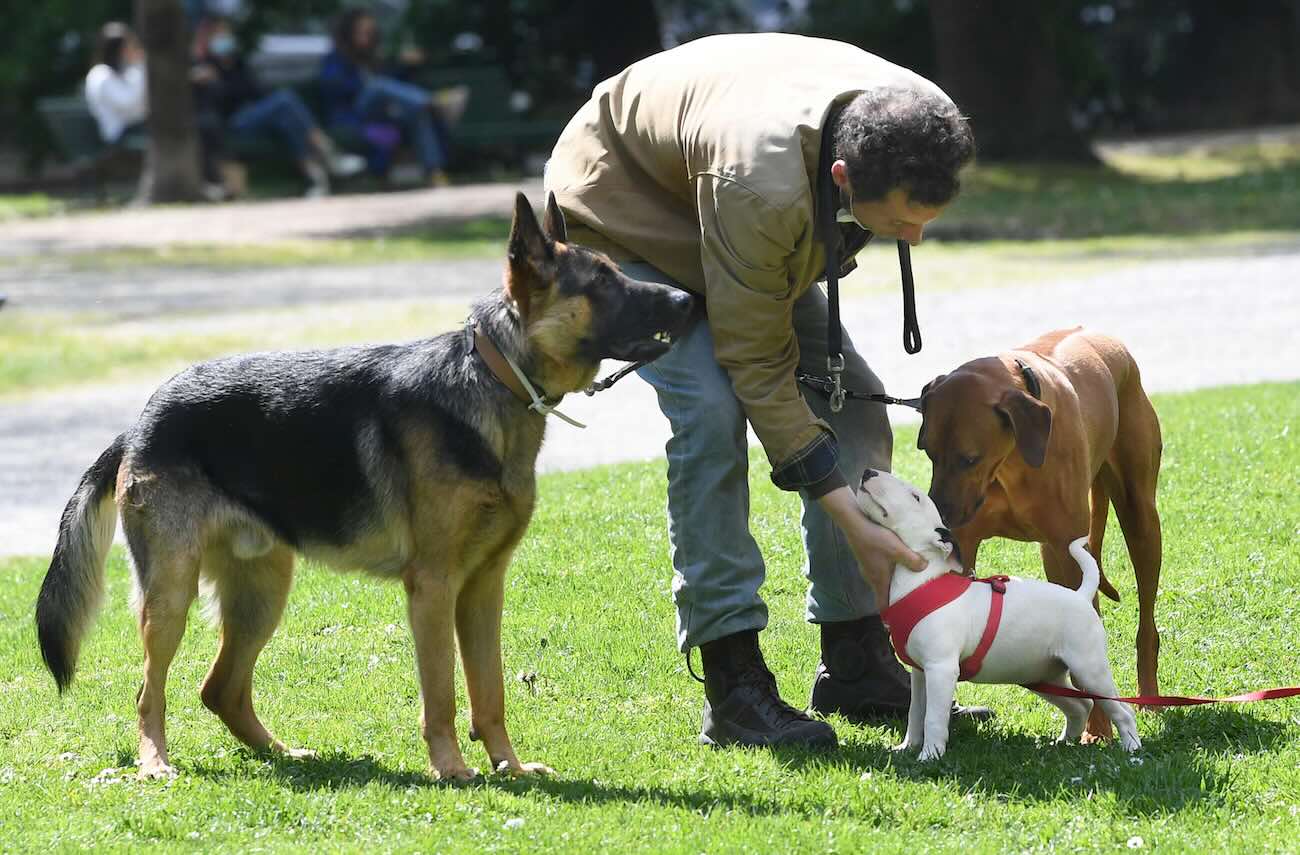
[36,434,125,692]
[1067,536,1101,603]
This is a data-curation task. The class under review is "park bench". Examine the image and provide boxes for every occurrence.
[36,94,147,198]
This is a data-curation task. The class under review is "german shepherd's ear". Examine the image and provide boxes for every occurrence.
[996,388,1052,468]
[507,192,554,316]
[542,191,568,243]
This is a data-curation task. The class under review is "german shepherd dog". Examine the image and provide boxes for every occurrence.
[35,192,694,782]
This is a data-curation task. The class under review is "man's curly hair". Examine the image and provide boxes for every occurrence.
[831,88,975,207]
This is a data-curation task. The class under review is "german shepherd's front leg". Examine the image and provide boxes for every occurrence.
[403,565,476,781]
[456,559,552,776]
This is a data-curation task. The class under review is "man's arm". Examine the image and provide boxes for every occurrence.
[695,175,841,494]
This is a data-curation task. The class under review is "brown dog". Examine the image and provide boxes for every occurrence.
[916,327,1162,740]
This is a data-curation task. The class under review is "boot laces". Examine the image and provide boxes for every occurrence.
[735,661,813,726]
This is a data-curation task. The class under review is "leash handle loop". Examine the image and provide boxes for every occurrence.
[898,240,921,354]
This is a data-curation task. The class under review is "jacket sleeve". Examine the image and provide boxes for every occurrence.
[695,174,845,497]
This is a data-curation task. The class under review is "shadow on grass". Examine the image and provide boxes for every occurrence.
[773,704,1294,816]
[183,703,1292,820]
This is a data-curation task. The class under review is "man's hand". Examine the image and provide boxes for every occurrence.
[818,485,926,606]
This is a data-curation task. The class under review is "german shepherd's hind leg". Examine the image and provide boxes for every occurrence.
[456,557,551,776]
[199,541,310,758]
[403,563,475,781]
[125,517,201,780]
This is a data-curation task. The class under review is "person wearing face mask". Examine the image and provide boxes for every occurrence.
[545,34,986,750]
[191,16,364,198]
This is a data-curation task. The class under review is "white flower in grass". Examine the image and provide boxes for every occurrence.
[504,817,525,830]
[1127,836,1145,848]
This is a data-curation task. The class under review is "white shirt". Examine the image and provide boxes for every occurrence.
[84,63,148,142]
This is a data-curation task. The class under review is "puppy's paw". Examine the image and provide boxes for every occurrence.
[917,742,947,762]
[1120,734,1142,753]
[893,739,921,753]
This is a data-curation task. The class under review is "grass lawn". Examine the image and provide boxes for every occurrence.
[0,381,1296,852]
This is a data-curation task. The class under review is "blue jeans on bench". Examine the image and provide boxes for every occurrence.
[355,76,447,174]
[624,261,895,653]
[229,88,316,160]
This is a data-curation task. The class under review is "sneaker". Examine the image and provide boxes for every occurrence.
[327,151,367,178]
[698,630,837,749]
[304,160,330,198]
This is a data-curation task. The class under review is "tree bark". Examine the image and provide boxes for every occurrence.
[135,0,203,202]
[928,0,1095,162]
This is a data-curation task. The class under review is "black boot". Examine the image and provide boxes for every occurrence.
[698,630,837,749]
[809,616,995,722]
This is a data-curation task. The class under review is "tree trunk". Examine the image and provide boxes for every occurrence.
[135,0,203,202]
[928,0,1095,162]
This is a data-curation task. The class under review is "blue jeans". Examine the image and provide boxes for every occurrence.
[356,76,447,173]
[230,88,316,160]
[626,262,894,652]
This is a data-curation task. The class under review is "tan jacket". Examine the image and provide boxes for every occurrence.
[545,33,951,475]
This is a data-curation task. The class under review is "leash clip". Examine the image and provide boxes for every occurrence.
[827,354,846,413]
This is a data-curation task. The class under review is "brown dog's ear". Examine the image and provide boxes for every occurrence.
[506,193,553,316]
[915,374,945,451]
[542,191,568,243]
[995,388,1052,467]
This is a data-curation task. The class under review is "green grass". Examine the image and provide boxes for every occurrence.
[0,193,64,221]
[0,300,470,399]
[937,141,1300,241]
[1,381,1297,852]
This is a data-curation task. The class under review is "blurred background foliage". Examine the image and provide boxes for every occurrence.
[3,0,1299,173]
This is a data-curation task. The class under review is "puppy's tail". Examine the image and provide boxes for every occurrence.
[35,434,125,693]
[1067,536,1101,602]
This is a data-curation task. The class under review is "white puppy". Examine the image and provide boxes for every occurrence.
[856,468,1140,761]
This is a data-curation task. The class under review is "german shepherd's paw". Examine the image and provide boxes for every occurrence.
[494,760,554,777]
[433,765,481,784]
[136,761,178,781]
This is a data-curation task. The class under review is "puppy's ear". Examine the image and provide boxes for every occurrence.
[935,526,963,566]
[542,191,568,243]
[995,388,1052,468]
[506,193,554,316]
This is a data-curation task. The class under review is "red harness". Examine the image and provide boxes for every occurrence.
[880,573,1011,681]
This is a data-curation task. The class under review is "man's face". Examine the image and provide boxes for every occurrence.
[832,161,947,246]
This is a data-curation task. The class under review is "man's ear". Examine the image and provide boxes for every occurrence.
[542,191,567,243]
[995,388,1052,468]
[506,192,553,316]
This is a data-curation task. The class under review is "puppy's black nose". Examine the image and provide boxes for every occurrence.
[860,469,879,487]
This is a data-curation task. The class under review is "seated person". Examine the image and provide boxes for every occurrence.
[191,16,365,198]
[84,22,148,145]
[320,8,461,187]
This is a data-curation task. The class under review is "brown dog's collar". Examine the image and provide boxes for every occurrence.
[471,325,546,408]
[1014,357,1042,399]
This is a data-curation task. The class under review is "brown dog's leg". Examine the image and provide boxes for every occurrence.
[1107,391,1164,701]
[404,565,474,781]
[1088,477,1121,602]
[1041,540,1115,742]
[199,544,310,756]
[455,557,551,777]
[134,547,200,779]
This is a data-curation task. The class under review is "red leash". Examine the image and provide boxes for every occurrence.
[1025,683,1300,706]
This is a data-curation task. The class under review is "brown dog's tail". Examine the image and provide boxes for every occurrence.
[1089,480,1122,602]
[35,434,124,692]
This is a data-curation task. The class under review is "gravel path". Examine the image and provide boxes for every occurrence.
[3,249,1297,558]
[0,180,543,255]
